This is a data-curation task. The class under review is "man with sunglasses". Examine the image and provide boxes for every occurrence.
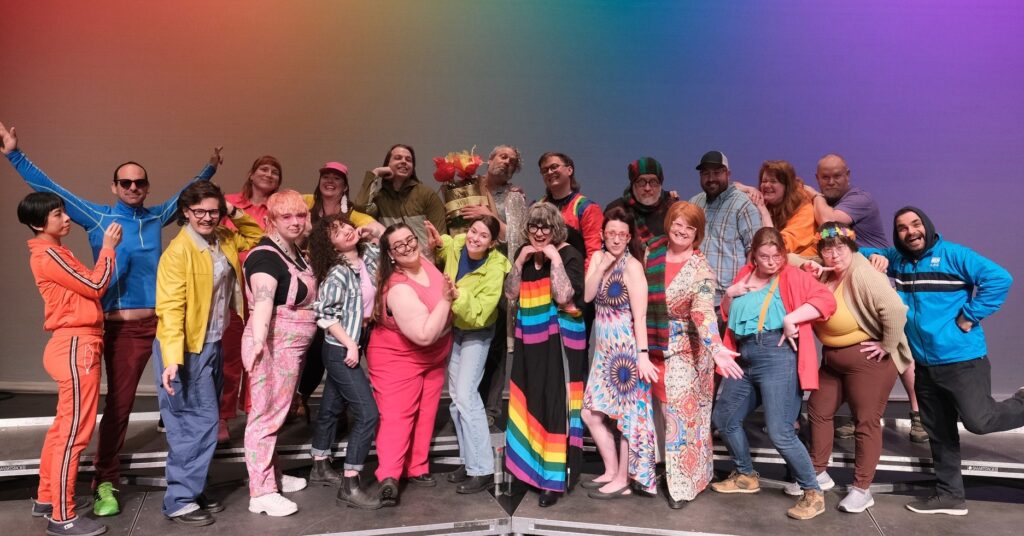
[1,121,221,519]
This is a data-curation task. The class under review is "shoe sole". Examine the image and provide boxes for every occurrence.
[788,507,825,520]
[93,507,120,517]
[838,498,875,513]
[379,483,399,507]
[168,516,215,526]
[337,497,384,510]
[905,504,968,516]
[248,506,298,517]
[711,486,761,494]
[46,527,108,536]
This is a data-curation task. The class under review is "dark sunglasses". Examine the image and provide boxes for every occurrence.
[113,178,150,189]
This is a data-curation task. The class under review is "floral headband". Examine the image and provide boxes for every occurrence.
[820,226,856,240]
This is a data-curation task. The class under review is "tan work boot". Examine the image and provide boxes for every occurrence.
[909,411,929,443]
[710,471,761,494]
[788,489,825,520]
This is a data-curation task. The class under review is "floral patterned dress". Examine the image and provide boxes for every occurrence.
[582,255,657,493]
[662,251,720,501]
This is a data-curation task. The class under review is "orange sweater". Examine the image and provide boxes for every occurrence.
[781,201,819,257]
[27,238,115,332]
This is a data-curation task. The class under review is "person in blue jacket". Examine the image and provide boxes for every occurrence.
[864,206,1024,517]
[1,121,222,518]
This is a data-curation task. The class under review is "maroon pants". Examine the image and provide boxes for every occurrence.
[93,317,157,487]
[807,342,898,489]
[220,311,246,420]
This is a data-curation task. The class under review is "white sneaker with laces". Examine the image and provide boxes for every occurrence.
[280,474,307,493]
[248,492,298,517]
[783,471,835,496]
[838,487,875,513]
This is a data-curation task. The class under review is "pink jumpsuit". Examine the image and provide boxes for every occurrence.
[242,244,318,496]
[368,257,453,481]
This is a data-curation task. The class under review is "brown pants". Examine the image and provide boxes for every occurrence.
[807,343,898,489]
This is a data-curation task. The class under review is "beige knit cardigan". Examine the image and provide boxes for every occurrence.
[819,252,913,373]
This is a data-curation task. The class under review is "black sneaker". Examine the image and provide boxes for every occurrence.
[906,495,968,516]
[45,515,107,536]
[32,497,93,518]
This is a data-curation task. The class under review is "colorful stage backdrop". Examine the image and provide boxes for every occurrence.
[1,0,1022,394]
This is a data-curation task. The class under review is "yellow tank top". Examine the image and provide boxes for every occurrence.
[814,281,871,347]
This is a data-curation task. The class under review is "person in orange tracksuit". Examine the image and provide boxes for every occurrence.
[18,192,121,536]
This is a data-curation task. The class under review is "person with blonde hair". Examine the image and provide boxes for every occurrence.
[241,189,318,517]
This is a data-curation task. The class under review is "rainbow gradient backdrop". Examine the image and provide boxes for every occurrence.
[1,0,1022,392]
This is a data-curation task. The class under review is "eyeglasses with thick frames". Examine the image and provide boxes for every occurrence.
[540,163,566,174]
[634,178,660,189]
[390,235,419,254]
[114,178,150,189]
[187,207,221,219]
[527,223,553,235]
[604,230,630,240]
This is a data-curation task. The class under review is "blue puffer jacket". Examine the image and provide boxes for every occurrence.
[864,236,1012,366]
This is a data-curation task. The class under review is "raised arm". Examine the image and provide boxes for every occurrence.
[157,146,222,225]
[1,122,106,230]
[40,238,117,298]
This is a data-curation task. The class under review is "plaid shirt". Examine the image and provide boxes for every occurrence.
[689,185,762,304]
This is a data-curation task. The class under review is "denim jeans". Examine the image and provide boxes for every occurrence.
[448,326,496,476]
[153,340,222,516]
[311,342,379,471]
[711,329,819,491]
[915,357,1024,500]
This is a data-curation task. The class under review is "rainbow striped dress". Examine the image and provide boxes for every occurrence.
[505,245,587,492]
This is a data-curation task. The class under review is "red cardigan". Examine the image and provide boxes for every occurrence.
[720,263,836,390]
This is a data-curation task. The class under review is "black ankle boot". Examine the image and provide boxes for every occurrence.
[337,475,383,509]
[309,458,342,487]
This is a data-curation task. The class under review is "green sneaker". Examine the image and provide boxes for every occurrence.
[93,481,120,517]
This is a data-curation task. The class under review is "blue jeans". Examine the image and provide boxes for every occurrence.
[311,342,379,471]
[153,340,222,516]
[711,329,819,491]
[448,326,495,476]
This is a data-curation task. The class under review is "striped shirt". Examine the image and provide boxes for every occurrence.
[690,185,762,304]
[314,244,380,347]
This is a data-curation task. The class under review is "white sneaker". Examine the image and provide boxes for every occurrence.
[784,471,835,496]
[248,492,298,517]
[838,487,875,513]
[280,474,307,493]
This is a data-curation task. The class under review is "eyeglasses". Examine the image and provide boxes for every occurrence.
[634,178,660,189]
[527,223,553,235]
[114,178,150,189]
[390,235,419,254]
[187,207,221,219]
[756,254,784,263]
[604,230,630,240]
[540,163,565,174]
[820,246,849,258]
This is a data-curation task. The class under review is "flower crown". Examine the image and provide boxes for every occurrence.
[433,147,483,183]
[820,226,856,240]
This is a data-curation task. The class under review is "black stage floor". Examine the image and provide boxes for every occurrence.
[1,393,1021,535]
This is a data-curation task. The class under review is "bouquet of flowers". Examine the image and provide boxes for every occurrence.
[433,148,489,235]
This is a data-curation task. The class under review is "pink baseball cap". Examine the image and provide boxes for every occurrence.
[319,161,349,177]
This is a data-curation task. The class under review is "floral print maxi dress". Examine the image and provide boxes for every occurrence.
[582,255,657,493]
[663,251,720,502]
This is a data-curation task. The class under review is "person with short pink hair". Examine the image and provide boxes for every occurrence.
[241,189,318,517]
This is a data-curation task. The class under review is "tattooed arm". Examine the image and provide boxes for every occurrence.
[505,245,534,302]
[545,244,578,307]
[245,271,279,371]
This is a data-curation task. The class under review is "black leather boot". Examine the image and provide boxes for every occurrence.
[337,475,383,510]
[309,458,343,487]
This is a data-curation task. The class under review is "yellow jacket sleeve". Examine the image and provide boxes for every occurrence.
[155,243,189,366]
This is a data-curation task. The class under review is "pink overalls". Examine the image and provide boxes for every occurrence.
[368,258,453,481]
[241,244,318,496]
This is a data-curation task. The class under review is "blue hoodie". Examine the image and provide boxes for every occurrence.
[862,206,1012,366]
[8,149,214,312]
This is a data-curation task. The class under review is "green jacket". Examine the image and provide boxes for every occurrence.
[437,234,510,330]
[355,171,447,256]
